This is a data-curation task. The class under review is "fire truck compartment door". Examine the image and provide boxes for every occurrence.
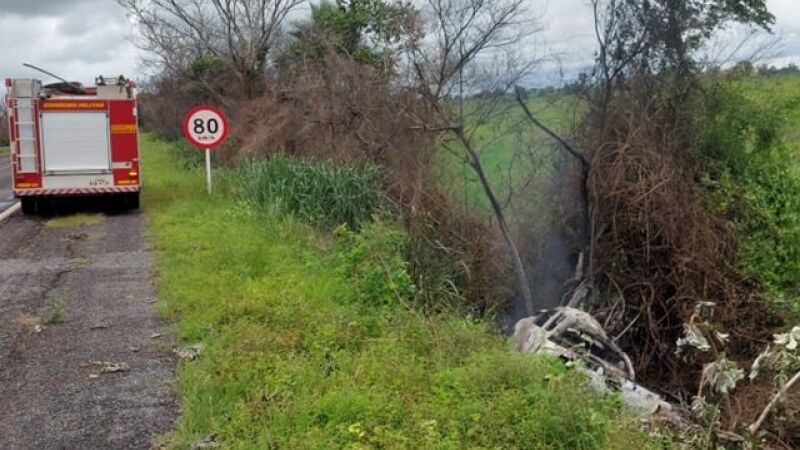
[41,112,111,173]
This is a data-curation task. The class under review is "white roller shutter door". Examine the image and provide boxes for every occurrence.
[41,112,111,173]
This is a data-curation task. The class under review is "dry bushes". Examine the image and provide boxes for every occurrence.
[139,60,246,139]
[233,56,424,163]
[231,56,432,213]
[404,192,513,315]
[230,55,431,220]
[585,81,786,397]
[138,78,214,139]
[231,55,511,314]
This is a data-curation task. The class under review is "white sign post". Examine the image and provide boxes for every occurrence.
[182,105,229,195]
[205,148,212,195]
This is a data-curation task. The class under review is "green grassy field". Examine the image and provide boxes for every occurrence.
[142,134,654,449]
[733,74,800,146]
[436,93,582,227]
[0,146,9,158]
[709,74,800,309]
[445,75,800,216]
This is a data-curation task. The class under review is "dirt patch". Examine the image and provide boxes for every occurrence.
[16,313,43,331]
[45,213,105,229]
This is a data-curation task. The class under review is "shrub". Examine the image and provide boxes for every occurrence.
[335,219,416,306]
[171,139,207,169]
[237,153,385,228]
[697,81,800,309]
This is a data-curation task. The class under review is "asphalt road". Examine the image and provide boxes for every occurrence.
[0,210,176,449]
[0,157,15,212]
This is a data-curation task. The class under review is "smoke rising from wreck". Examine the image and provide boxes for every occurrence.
[501,144,587,330]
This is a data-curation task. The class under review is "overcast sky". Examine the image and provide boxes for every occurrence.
[0,0,799,86]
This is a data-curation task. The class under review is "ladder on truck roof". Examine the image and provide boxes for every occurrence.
[14,98,38,173]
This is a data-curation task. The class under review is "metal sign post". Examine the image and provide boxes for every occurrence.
[182,105,229,195]
[205,148,212,195]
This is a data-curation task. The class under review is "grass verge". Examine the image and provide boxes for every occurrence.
[142,134,655,449]
[44,213,105,229]
[0,146,9,158]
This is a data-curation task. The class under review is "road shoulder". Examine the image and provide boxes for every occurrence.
[0,211,176,449]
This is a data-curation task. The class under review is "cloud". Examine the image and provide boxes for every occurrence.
[0,0,798,87]
[0,0,97,18]
[529,0,800,84]
[0,0,142,83]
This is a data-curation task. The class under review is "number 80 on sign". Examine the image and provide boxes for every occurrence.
[182,105,229,149]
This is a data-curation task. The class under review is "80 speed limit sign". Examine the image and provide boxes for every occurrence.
[182,105,229,149]
[183,105,230,194]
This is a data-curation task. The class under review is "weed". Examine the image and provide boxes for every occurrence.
[16,313,43,330]
[46,297,67,324]
[335,220,416,306]
[71,257,94,267]
[64,232,102,242]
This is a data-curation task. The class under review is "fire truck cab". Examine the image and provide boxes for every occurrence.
[4,75,141,214]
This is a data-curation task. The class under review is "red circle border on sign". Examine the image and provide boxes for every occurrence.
[182,104,229,149]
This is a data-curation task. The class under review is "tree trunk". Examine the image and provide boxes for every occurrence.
[453,127,535,316]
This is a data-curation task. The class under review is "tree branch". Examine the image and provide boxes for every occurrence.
[750,370,800,435]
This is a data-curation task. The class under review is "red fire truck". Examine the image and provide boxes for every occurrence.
[4,74,141,214]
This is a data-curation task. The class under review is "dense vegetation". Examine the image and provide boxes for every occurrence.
[142,135,652,449]
[124,0,800,443]
[697,75,800,311]
[141,71,800,447]
[445,74,800,313]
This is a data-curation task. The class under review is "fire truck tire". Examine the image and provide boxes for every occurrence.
[20,198,39,215]
[125,193,140,210]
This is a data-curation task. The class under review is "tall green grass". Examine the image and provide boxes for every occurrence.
[141,134,656,449]
[238,154,385,228]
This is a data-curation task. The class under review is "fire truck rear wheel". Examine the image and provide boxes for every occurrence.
[20,198,39,215]
[125,193,140,210]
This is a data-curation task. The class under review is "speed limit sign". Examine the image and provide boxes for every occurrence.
[183,105,229,194]
[183,105,229,149]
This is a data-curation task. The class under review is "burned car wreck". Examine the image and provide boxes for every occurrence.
[514,307,671,417]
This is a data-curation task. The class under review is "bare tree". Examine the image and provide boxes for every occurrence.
[409,0,541,315]
[119,0,304,96]
[697,27,782,71]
